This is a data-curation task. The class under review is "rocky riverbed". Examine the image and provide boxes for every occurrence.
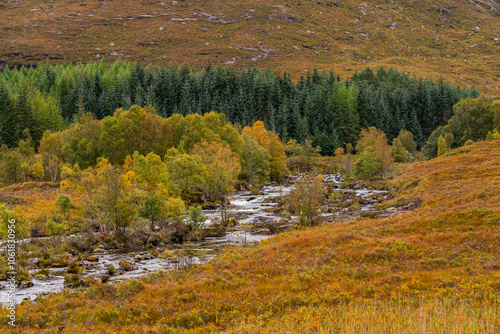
[0,174,411,304]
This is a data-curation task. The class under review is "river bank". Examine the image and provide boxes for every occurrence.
[0,174,408,304]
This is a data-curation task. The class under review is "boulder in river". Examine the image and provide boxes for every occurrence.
[101,274,111,283]
[19,280,34,288]
[50,262,66,268]
[107,264,117,275]
[82,261,98,270]
[66,261,83,274]
[277,224,294,232]
[360,210,380,219]
[254,228,271,235]
[119,260,138,271]
[28,257,39,268]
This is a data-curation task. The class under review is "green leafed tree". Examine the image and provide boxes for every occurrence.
[164,148,207,202]
[193,141,241,223]
[397,130,417,156]
[79,158,141,232]
[444,133,454,151]
[445,95,494,146]
[355,127,392,179]
[355,146,379,179]
[391,138,412,163]
[437,135,447,156]
[39,130,64,182]
[192,141,241,203]
[425,96,495,159]
[493,101,500,132]
[239,133,270,184]
[56,194,73,222]
[285,175,325,227]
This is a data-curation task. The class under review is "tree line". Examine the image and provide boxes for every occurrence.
[1,96,498,237]
[0,106,288,234]
[0,60,479,154]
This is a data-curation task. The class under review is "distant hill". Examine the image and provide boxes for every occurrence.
[1,0,499,95]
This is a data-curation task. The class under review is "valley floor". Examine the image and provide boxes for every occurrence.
[2,140,500,333]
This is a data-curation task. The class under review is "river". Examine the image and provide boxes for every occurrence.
[0,174,388,304]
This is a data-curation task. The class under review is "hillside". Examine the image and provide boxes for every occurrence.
[2,140,499,333]
[1,0,500,96]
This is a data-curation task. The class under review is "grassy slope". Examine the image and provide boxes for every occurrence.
[0,0,499,96]
[2,140,500,333]
[0,183,83,238]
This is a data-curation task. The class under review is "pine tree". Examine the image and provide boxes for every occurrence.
[408,108,424,147]
[129,62,146,104]
[242,87,255,126]
[62,79,80,121]
[304,91,317,131]
[86,73,103,118]
[15,85,33,140]
[265,101,276,131]
[332,82,360,146]
[378,94,391,136]
[72,94,87,124]
[422,80,438,137]
[275,99,289,139]
[0,85,18,147]
[179,80,192,117]
[356,81,371,128]
[232,88,246,125]
[297,116,309,144]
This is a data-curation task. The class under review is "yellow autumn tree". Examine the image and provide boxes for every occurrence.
[78,158,141,232]
[39,130,64,183]
[286,174,325,227]
[193,141,241,203]
[242,121,288,181]
[355,127,393,179]
[193,141,241,223]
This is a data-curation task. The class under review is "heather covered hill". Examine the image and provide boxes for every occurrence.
[1,0,500,95]
[2,139,499,333]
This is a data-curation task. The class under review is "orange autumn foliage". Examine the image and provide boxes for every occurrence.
[243,121,288,181]
[3,141,500,333]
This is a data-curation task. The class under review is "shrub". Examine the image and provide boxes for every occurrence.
[46,217,65,236]
[286,175,325,227]
[107,264,116,275]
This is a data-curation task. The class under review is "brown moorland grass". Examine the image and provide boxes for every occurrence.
[1,0,500,96]
[1,140,500,333]
[0,183,83,238]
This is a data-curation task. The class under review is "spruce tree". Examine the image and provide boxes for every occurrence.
[276,99,289,139]
[178,80,191,117]
[293,111,308,144]
[15,85,33,140]
[0,85,17,147]
[333,82,360,146]
[408,108,424,147]
[62,80,80,121]
[265,102,276,132]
